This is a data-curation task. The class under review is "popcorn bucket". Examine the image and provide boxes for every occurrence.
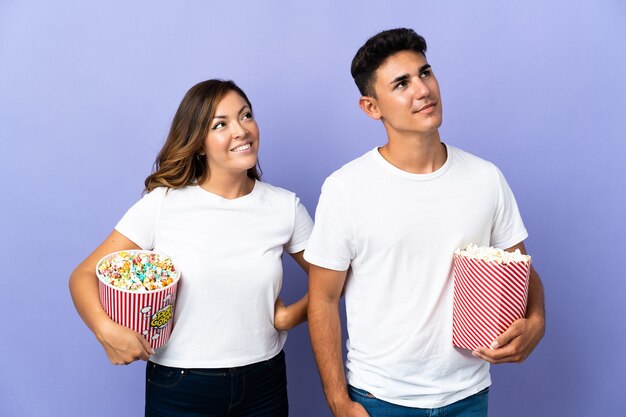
[96,250,180,349]
[452,253,530,351]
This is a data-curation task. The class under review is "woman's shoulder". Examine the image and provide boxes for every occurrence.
[255,181,299,202]
[256,180,295,196]
[139,185,200,206]
[148,184,199,196]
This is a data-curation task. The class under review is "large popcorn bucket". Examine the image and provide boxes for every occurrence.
[452,253,530,351]
[96,250,180,349]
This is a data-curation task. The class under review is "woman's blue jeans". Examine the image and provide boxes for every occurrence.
[145,350,288,417]
[349,385,489,417]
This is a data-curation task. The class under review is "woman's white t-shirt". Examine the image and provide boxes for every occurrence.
[115,180,313,368]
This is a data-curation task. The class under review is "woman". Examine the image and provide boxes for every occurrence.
[69,79,312,417]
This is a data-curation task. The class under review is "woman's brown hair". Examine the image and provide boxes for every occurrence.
[144,79,261,192]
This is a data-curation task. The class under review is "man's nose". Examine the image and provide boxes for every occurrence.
[412,78,430,100]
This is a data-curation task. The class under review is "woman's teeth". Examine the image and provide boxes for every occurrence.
[231,143,251,152]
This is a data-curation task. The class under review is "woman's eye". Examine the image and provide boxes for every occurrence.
[242,111,253,120]
[212,122,226,129]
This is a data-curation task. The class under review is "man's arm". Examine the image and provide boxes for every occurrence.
[308,265,370,417]
[473,241,545,363]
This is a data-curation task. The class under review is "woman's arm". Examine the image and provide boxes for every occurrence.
[274,250,310,331]
[69,230,153,364]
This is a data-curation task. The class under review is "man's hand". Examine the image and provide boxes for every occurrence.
[331,398,371,417]
[96,319,153,365]
[473,314,545,363]
[473,241,545,364]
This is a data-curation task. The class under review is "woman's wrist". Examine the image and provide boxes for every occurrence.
[93,315,117,342]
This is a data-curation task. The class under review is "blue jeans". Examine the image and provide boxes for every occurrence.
[145,350,288,417]
[348,385,489,417]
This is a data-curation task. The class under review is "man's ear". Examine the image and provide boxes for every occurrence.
[359,96,382,120]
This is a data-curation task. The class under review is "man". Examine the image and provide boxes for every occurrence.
[304,28,545,417]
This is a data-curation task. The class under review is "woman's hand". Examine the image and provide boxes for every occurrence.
[272,250,311,331]
[95,319,154,365]
[273,298,290,331]
[273,295,308,331]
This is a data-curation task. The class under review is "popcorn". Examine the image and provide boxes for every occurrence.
[97,251,176,292]
[96,250,181,349]
[454,243,530,264]
[452,244,531,351]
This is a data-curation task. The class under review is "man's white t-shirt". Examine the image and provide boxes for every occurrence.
[116,180,313,368]
[304,145,528,408]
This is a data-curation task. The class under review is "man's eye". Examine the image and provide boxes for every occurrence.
[394,81,407,90]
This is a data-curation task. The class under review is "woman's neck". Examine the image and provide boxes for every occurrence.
[199,172,255,199]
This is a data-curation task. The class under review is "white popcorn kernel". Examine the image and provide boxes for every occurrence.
[455,244,531,264]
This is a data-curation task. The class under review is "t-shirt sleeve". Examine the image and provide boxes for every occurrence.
[114,187,165,250]
[490,167,528,249]
[284,196,314,254]
[303,177,355,271]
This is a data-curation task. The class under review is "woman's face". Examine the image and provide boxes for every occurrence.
[202,90,259,177]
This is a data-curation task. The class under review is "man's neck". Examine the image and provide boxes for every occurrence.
[379,130,447,174]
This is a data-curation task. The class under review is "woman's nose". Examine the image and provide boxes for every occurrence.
[230,121,246,138]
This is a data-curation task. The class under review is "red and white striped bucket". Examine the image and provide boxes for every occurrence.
[452,254,530,351]
[96,251,180,349]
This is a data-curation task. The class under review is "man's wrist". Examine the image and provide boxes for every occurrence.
[526,310,545,324]
[525,312,546,335]
[328,389,352,414]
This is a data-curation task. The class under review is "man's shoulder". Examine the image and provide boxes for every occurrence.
[448,144,500,174]
[326,148,377,182]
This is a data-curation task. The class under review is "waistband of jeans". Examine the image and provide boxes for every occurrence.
[148,350,284,374]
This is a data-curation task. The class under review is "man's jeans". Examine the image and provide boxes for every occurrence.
[349,385,489,417]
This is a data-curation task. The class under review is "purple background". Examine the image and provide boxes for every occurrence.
[2,1,625,416]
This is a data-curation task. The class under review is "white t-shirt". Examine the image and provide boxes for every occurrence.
[115,180,313,368]
[304,145,528,408]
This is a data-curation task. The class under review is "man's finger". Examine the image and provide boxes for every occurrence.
[491,319,524,349]
[474,343,517,363]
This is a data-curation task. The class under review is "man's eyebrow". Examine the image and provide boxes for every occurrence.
[418,64,432,73]
[390,74,410,85]
[390,65,432,85]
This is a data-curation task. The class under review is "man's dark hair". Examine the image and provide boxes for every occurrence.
[351,28,427,97]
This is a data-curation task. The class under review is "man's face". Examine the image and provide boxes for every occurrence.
[368,50,443,136]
